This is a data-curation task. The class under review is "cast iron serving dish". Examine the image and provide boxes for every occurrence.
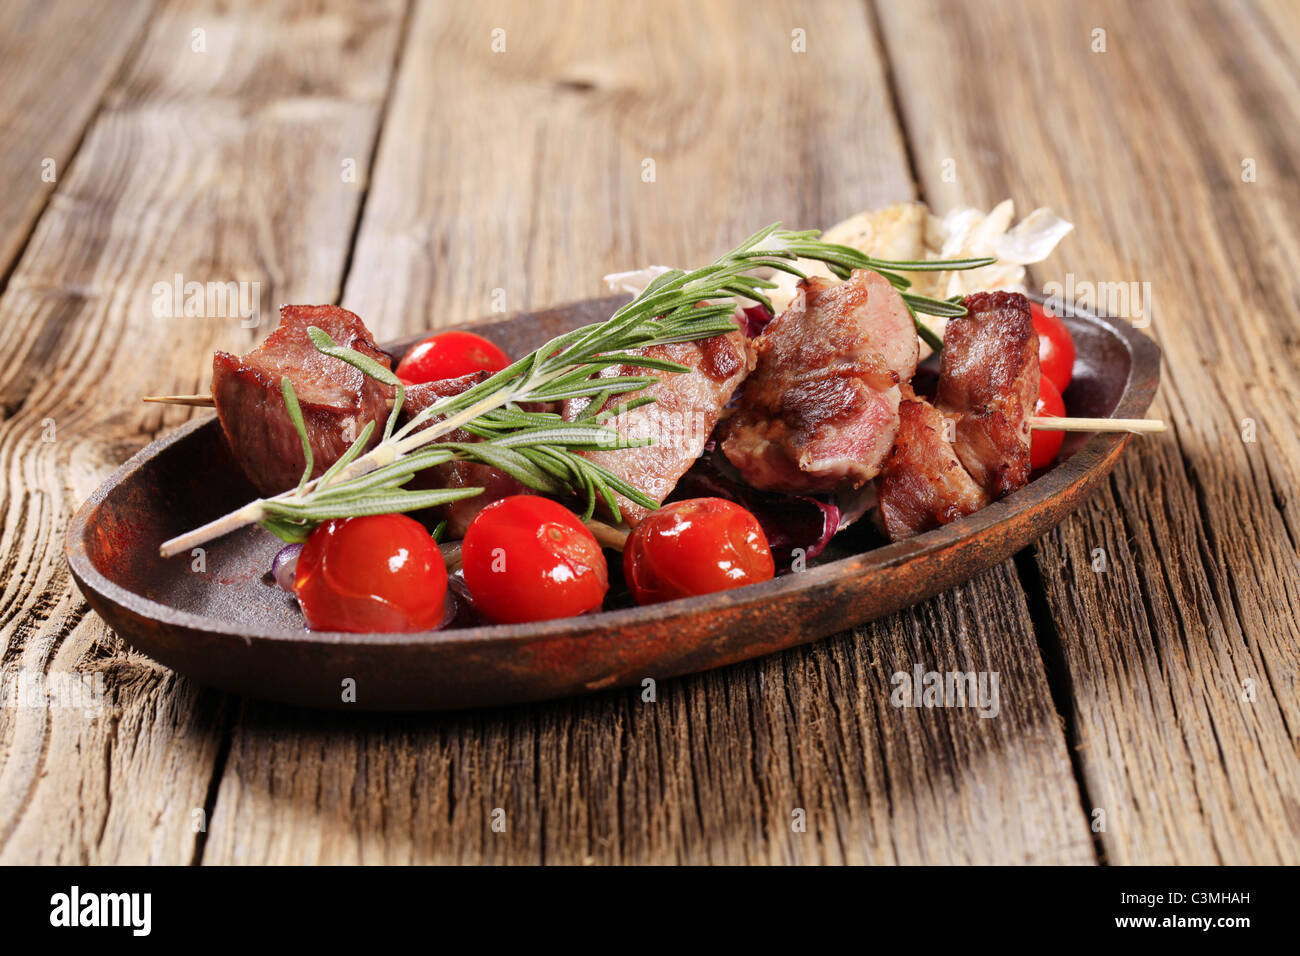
[66,294,1160,710]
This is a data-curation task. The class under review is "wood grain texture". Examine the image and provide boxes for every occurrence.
[10,0,1287,866]
[205,565,1089,864]
[199,0,1092,865]
[877,0,1300,863]
[0,0,407,863]
[0,0,155,290]
[338,0,919,337]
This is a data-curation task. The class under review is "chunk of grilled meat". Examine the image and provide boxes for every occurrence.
[212,304,393,495]
[876,291,1040,540]
[936,291,1039,497]
[402,371,529,539]
[720,270,918,493]
[876,387,989,541]
[562,326,754,525]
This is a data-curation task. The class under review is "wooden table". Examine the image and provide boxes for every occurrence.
[1,0,1296,865]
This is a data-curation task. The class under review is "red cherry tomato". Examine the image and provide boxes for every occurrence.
[1030,375,1067,470]
[461,496,608,623]
[623,498,775,605]
[395,330,511,385]
[294,514,447,632]
[1031,301,1076,394]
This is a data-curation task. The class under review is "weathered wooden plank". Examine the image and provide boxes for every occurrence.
[878,0,1300,863]
[201,0,1092,865]
[210,563,1090,864]
[0,0,154,292]
[0,0,408,863]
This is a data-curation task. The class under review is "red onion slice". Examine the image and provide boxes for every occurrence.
[271,543,303,592]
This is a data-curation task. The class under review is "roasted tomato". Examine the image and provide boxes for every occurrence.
[395,330,511,385]
[1031,301,1076,394]
[461,496,608,623]
[1030,375,1067,470]
[623,498,775,605]
[294,514,448,632]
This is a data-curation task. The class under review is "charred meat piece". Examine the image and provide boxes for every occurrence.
[403,369,490,417]
[936,291,1039,497]
[721,270,918,493]
[402,371,530,539]
[876,387,989,541]
[876,291,1041,541]
[562,326,754,526]
[212,304,393,495]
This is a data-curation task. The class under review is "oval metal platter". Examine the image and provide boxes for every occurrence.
[66,294,1160,711]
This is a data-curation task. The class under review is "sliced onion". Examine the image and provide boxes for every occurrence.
[738,303,774,338]
[442,574,481,628]
[603,265,671,297]
[271,543,303,592]
[436,581,461,630]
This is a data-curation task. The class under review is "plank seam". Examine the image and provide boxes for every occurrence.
[335,0,419,305]
[862,0,921,195]
[191,696,237,866]
[1013,547,1105,865]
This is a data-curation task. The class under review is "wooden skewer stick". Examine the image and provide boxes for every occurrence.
[1030,415,1166,433]
[584,518,629,550]
[436,520,624,562]
[142,394,216,407]
[141,395,1164,435]
[143,393,400,409]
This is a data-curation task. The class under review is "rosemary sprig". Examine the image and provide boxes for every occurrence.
[158,224,993,557]
[279,377,313,497]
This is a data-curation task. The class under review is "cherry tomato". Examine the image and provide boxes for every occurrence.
[294,514,447,632]
[461,496,608,623]
[1031,301,1076,394]
[623,498,774,605]
[1030,375,1067,470]
[395,330,511,385]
